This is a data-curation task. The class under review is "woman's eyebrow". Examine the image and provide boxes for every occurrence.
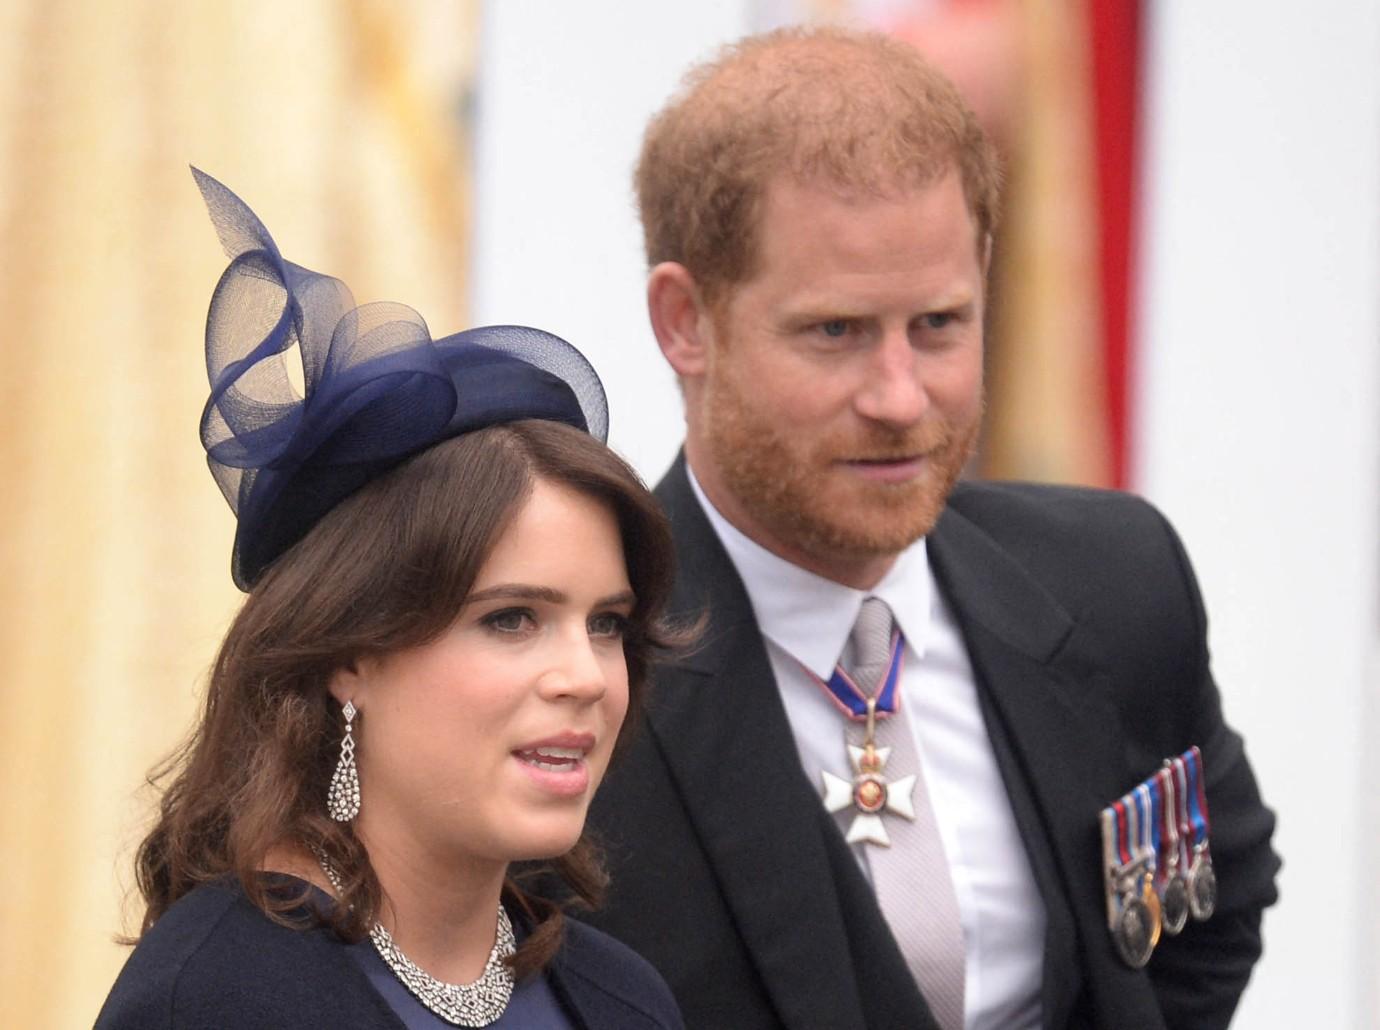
[466,584,567,605]
[464,585,637,608]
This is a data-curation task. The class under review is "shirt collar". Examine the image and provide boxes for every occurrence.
[687,464,933,679]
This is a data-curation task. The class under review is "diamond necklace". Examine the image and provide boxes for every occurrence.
[316,856,516,1027]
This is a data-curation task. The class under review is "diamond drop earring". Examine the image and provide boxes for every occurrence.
[326,700,360,822]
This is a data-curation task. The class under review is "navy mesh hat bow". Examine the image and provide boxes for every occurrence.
[192,168,609,590]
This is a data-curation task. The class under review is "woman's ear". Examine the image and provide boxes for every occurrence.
[647,262,713,379]
[327,661,366,709]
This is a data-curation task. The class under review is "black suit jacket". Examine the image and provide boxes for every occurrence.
[583,455,1278,1030]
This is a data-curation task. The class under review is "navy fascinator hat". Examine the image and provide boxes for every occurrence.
[192,168,609,590]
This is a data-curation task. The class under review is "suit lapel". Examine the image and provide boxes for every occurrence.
[651,457,930,1030]
[928,500,1161,1025]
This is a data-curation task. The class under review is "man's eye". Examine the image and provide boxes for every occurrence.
[923,312,955,330]
[483,609,533,633]
[819,319,851,338]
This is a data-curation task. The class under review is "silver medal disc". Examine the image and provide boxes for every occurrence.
[1113,894,1155,968]
[1161,874,1190,936]
[1187,852,1217,920]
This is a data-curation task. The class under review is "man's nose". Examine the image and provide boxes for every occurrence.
[853,329,927,426]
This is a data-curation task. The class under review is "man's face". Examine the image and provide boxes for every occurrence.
[686,170,986,584]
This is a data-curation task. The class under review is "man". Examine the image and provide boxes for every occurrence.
[583,26,1278,1030]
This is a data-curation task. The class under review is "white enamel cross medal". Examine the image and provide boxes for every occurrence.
[821,697,917,846]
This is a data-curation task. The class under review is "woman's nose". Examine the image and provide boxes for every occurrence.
[538,630,610,703]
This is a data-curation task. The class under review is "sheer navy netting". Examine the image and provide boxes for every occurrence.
[192,168,608,589]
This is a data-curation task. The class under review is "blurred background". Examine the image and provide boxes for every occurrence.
[1,0,1376,1025]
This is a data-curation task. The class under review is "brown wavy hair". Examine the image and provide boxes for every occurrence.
[636,25,1002,310]
[130,419,678,977]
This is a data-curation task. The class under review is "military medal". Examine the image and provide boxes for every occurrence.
[1132,784,1163,950]
[1106,799,1155,968]
[1187,844,1218,920]
[1157,766,1190,936]
[816,628,916,847]
[1100,745,1215,966]
[1180,747,1217,920]
[1112,884,1155,969]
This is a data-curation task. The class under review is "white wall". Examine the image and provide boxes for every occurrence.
[1137,4,1380,1026]
[475,3,1380,1025]
[472,0,750,478]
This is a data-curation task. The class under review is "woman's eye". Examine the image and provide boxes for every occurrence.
[588,612,630,639]
[483,608,534,633]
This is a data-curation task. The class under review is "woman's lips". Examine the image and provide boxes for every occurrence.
[512,739,594,797]
[516,745,584,771]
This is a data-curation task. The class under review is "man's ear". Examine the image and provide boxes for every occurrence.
[647,262,713,378]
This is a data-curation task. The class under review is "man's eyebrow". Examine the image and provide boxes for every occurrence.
[782,291,979,320]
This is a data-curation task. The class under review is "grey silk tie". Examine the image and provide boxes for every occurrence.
[841,597,967,1030]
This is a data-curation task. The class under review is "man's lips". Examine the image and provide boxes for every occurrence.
[840,455,928,483]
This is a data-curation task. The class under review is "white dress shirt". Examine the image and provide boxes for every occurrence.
[688,469,1046,1030]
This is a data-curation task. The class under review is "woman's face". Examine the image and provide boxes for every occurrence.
[336,477,634,868]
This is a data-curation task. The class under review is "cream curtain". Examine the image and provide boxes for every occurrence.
[0,1,476,1023]
[886,0,1113,485]
[981,0,1111,485]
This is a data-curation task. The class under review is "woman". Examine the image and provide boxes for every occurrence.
[96,171,683,1029]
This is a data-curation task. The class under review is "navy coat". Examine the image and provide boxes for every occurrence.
[96,878,683,1030]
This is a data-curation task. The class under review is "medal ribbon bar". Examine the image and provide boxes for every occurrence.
[1098,746,1215,967]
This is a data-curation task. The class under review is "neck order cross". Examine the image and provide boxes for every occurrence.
[817,597,918,847]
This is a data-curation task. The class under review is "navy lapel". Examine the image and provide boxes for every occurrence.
[928,499,1163,1024]
[651,457,930,1030]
